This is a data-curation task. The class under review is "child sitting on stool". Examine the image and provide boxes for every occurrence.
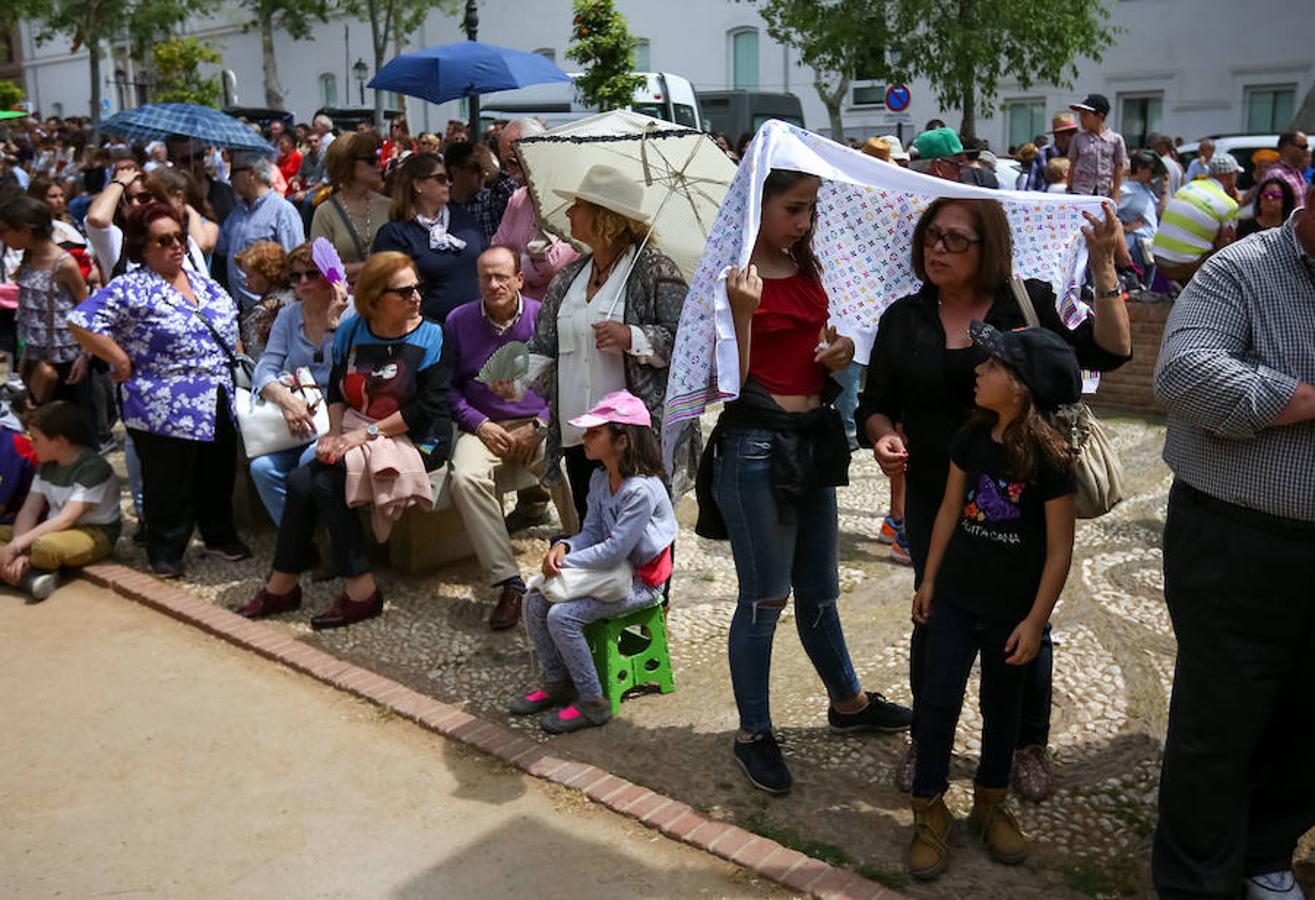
[509,390,676,734]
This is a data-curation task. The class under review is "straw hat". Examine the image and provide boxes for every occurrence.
[553,164,649,223]
[862,137,892,162]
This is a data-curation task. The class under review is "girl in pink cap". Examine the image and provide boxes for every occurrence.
[508,389,678,733]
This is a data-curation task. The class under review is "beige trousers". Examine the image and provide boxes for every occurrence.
[0,523,116,571]
[448,421,577,585]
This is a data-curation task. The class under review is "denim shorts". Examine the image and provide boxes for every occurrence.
[711,427,840,604]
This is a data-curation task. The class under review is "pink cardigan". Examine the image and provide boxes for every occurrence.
[341,408,433,541]
[490,186,580,300]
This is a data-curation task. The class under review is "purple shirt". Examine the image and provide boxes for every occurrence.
[446,295,549,434]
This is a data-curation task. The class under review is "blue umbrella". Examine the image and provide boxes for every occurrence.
[99,103,273,152]
[367,41,571,105]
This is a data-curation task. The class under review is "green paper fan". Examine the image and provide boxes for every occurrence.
[476,341,530,385]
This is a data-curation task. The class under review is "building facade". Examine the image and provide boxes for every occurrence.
[15,0,1315,152]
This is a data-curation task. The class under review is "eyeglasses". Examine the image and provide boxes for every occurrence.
[923,225,982,254]
[416,172,450,184]
[1260,190,1284,200]
[150,232,187,249]
[288,268,323,283]
[384,283,422,298]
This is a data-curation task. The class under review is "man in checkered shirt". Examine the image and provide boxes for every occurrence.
[1151,181,1315,900]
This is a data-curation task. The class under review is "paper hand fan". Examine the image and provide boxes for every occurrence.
[311,237,345,285]
[476,341,530,399]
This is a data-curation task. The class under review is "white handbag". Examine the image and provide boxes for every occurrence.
[236,367,330,459]
[526,560,634,604]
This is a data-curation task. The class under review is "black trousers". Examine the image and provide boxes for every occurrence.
[272,460,371,579]
[128,396,239,567]
[563,444,600,530]
[1153,481,1315,899]
[905,483,1053,749]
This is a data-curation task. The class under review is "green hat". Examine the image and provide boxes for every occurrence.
[912,127,965,161]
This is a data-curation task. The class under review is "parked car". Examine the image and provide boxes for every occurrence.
[1177,134,1280,192]
[696,91,804,140]
[480,72,703,131]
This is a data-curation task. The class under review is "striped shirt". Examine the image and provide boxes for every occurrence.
[1152,177,1239,264]
[1153,211,1315,521]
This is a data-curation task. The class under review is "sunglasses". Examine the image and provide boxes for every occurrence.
[288,268,323,283]
[150,232,186,249]
[923,224,982,254]
[1260,191,1284,200]
[384,283,422,298]
[416,172,450,184]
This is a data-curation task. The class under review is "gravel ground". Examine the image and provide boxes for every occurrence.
[104,413,1311,900]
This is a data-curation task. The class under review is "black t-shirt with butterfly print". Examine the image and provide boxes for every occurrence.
[934,423,1076,625]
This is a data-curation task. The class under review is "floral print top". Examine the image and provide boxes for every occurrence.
[68,269,239,441]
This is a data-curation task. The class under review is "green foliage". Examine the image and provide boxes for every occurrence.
[566,0,646,111]
[249,0,330,41]
[752,0,902,83]
[0,80,25,110]
[152,37,222,107]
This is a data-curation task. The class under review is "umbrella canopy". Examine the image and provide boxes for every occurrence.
[367,41,571,106]
[99,103,273,152]
[515,110,738,283]
[0,110,27,121]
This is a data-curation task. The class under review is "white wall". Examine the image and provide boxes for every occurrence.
[18,0,1315,153]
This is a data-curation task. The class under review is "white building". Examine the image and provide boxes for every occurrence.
[16,0,1315,152]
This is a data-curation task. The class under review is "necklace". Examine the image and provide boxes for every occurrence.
[588,247,624,294]
[342,192,374,245]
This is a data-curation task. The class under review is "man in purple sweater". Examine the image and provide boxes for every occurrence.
[447,245,576,630]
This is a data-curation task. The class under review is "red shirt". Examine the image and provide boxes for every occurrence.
[747,272,829,396]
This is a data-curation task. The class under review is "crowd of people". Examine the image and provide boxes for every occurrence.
[0,98,1311,900]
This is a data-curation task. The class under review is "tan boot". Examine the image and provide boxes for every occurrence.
[968,784,1028,865]
[909,793,953,879]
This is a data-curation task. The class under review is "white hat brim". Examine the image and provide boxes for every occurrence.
[551,187,650,225]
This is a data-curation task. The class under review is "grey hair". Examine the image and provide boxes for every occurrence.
[510,116,546,139]
[313,113,335,133]
[232,151,275,185]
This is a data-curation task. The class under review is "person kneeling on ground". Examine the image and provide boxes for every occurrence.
[0,401,121,601]
[508,390,676,734]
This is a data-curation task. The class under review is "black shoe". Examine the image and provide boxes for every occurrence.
[504,506,551,534]
[828,691,913,734]
[204,540,252,562]
[734,733,792,794]
[150,558,185,579]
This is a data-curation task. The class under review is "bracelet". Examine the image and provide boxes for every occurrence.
[1095,287,1123,300]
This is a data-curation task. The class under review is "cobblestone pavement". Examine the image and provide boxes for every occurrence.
[102,415,1219,898]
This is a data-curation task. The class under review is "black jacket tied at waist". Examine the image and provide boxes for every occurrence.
[694,379,851,540]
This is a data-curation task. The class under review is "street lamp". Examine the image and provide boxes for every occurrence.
[353,58,369,106]
[463,0,479,134]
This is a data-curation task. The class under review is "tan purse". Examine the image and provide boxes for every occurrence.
[1009,277,1125,518]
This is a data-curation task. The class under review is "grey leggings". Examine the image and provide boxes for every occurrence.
[524,583,661,702]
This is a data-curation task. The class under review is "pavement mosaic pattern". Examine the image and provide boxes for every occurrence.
[100,414,1262,898]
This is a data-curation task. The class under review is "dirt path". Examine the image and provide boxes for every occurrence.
[0,582,790,900]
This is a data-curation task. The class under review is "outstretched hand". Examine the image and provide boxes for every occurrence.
[1081,202,1124,267]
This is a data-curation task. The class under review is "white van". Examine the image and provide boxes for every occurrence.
[481,72,703,131]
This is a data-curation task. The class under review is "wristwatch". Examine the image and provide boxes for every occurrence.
[1095,286,1123,300]
[365,424,380,441]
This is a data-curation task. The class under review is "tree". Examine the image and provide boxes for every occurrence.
[243,0,331,110]
[566,0,645,112]
[340,0,456,127]
[749,0,907,139]
[0,80,24,110]
[0,0,201,126]
[152,37,222,107]
[898,0,1117,140]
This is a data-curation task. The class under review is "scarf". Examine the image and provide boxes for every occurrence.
[661,120,1107,472]
[416,207,467,252]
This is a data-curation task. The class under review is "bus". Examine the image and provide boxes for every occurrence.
[695,91,805,139]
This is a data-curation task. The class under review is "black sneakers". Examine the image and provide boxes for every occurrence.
[734,732,793,794]
[828,691,913,734]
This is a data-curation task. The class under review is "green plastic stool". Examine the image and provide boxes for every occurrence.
[584,603,675,715]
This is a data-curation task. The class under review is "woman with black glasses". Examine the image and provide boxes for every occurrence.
[247,241,349,524]
[309,132,390,284]
[371,153,483,323]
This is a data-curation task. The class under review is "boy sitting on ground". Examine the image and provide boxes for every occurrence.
[0,401,120,601]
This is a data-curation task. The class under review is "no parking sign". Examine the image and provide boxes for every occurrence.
[885,84,911,113]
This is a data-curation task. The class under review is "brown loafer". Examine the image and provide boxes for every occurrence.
[488,582,524,631]
[311,588,383,631]
[236,584,303,619]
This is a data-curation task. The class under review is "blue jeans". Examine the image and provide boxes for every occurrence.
[833,363,864,439]
[250,443,318,525]
[123,433,144,519]
[912,600,1027,798]
[713,427,862,736]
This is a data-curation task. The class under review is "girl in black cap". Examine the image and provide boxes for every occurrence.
[904,322,1080,881]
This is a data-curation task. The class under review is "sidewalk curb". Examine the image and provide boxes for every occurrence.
[80,562,907,900]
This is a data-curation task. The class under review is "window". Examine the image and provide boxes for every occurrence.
[1005,99,1046,152]
[1245,85,1295,134]
[633,39,650,72]
[673,103,697,128]
[1119,93,1162,150]
[534,47,556,64]
[852,85,886,106]
[730,29,758,90]
[319,73,338,108]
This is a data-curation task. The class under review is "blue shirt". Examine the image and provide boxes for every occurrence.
[215,190,305,307]
[1118,180,1159,244]
[68,269,239,441]
[371,208,483,323]
[252,301,336,395]
[562,471,677,576]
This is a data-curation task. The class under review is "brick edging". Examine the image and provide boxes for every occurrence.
[79,561,905,900]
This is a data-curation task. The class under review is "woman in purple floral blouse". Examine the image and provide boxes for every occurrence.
[69,202,250,579]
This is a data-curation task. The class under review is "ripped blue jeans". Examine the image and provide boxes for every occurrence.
[712,428,862,736]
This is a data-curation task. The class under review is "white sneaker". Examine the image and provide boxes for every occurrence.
[25,571,59,602]
[1247,870,1301,900]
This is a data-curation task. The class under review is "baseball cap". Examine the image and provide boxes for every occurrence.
[912,127,965,161]
[1051,112,1079,133]
[1207,153,1242,177]
[567,389,652,429]
[1069,94,1111,117]
[969,321,1081,413]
